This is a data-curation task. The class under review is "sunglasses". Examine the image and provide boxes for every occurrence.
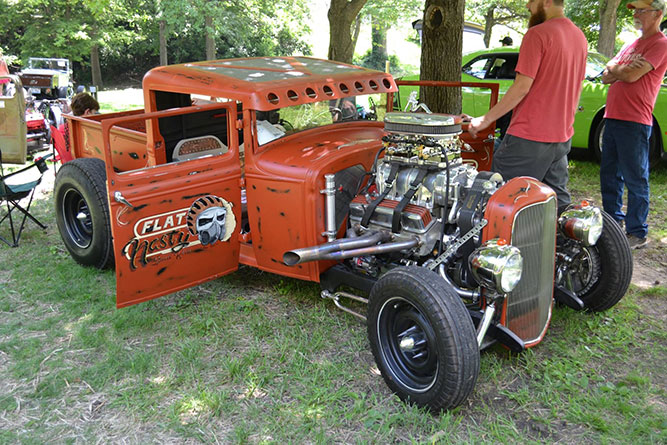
[633,8,659,14]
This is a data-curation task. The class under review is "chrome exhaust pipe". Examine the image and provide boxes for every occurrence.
[318,238,419,262]
[283,231,390,265]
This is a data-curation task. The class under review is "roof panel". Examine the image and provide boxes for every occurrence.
[143,57,397,111]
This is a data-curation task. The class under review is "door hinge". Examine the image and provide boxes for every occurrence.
[235,119,243,130]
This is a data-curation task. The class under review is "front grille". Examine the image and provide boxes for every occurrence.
[507,197,557,344]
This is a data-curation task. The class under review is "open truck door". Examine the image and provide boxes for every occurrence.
[0,75,27,164]
[102,102,242,307]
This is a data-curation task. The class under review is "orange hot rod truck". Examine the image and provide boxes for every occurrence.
[54,57,632,411]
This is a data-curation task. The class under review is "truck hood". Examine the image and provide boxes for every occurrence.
[251,123,385,180]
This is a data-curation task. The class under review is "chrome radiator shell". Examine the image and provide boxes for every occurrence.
[506,198,557,344]
[482,177,558,347]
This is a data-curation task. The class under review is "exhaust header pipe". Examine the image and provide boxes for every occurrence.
[283,231,419,266]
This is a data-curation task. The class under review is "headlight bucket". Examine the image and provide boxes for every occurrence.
[470,239,523,294]
[558,203,603,246]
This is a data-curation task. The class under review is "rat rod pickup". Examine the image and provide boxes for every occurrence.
[54,57,632,411]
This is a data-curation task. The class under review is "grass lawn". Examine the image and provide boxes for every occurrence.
[0,112,665,442]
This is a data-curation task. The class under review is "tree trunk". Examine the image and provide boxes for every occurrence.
[598,0,622,58]
[371,16,388,62]
[420,0,465,113]
[91,43,103,88]
[205,15,216,60]
[483,7,496,48]
[159,20,167,66]
[327,0,368,63]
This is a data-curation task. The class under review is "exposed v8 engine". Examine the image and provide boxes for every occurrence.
[348,112,501,269]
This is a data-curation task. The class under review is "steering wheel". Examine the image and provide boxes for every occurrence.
[329,107,343,122]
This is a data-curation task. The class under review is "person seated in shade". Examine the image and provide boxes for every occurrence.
[53,93,101,163]
[70,92,99,116]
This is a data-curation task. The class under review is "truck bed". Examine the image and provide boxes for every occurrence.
[67,109,149,171]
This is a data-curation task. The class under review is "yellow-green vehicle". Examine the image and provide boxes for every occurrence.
[396,47,667,167]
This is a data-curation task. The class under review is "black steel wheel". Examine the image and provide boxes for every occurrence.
[559,212,632,311]
[54,158,114,269]
[367,266,479,411]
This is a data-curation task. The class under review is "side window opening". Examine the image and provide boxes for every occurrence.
[154,91,229,162]
[462,57,492,80]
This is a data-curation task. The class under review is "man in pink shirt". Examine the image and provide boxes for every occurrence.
[468,0,587,210]
[600,0,667,249]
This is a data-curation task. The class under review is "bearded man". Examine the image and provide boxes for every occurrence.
[468,0,587,210]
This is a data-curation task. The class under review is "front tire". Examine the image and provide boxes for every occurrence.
[54,158,114,269]
[367,266,480,411]
[559,212,632,311]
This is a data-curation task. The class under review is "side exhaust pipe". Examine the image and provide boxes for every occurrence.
[283,232,419,265]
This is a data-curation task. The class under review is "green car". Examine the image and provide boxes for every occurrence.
[397,47,667,167]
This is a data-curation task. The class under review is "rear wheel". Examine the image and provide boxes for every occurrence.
[558,212,632,311]
[54,158,114,269]
[367,266,479,411]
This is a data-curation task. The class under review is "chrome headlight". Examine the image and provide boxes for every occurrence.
[558,202,603,246]
[470,239,523,294]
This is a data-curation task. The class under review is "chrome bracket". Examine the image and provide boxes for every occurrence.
[321,290,368,321]
[476,301,496,346]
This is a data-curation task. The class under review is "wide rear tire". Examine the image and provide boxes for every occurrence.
[560,212,632,311]
[54,158,114,269]
[367,266,479,411]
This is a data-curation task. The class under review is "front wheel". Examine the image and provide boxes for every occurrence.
[557,212,632,311]
[367,266,480,411]
[54,158,114,269]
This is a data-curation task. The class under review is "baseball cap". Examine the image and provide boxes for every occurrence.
[499,36,513,45]
[627,0,666,15]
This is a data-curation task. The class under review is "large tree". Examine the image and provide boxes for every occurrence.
[356,0,421,71]
[566,0,634,56]
[597,0,624,57]
[327,0,368,63]
[420,0,465,113]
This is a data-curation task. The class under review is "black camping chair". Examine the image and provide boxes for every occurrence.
[0,149,52,247]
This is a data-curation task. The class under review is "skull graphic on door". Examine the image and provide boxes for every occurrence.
[186,195,236,246]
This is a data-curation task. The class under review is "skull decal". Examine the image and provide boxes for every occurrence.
[197,206,227,245]
[187,195,236,245]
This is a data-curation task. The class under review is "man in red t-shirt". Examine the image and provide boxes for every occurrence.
[600,0,667,250]
[468,0,587,210]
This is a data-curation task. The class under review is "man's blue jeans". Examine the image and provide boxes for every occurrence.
[600,118,651,238]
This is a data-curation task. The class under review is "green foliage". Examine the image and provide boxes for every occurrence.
[354,49,417,78]
[465,0,527,29]
[566,0,634,51]
[360,0,422,25]
[0,0,312,87]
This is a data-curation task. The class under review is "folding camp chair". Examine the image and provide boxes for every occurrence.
[0,149,51,247]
